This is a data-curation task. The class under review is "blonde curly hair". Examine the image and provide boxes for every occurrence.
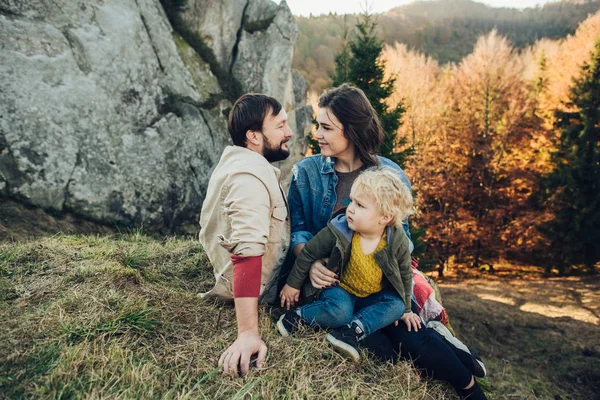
[350,167,414,228]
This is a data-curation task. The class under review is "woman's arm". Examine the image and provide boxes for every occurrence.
[288,165,314,250]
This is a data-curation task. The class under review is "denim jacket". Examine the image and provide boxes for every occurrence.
[288,155,413,253]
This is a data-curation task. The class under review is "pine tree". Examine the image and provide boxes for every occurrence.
[540,40,600,275]
[332,18,352,87]
[334,11,412,168]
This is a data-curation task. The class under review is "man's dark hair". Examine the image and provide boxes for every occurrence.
[228,93,282,147]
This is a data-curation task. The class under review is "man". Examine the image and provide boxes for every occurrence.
[199,93,293,377]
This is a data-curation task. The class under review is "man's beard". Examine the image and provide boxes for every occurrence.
[262,134,290,162]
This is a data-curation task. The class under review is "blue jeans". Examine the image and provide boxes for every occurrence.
[298,286,405,337]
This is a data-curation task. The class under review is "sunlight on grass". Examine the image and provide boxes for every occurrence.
[519,303,599,324]
[476,293,517,306]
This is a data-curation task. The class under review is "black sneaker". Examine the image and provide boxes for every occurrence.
[326,324,361,361]
[468,348,487,379]
[457,381,487,400]
[276,310,303,337]
[427,320,487,378]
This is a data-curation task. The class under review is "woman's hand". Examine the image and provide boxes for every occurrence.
[308,258,338,289]
[280,284,300,310]
[396,312,421,332]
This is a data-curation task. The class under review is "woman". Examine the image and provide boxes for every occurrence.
[284,84,487,399]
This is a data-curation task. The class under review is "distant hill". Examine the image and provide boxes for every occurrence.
[294,0,600,93]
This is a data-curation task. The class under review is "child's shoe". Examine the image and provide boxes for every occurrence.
[457,381,487,400]
[326,323,362,362]
[276,310,303,337]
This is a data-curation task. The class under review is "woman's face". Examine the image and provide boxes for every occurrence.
[315,107,355,160]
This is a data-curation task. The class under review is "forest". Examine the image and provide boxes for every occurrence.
[294,0,600,93]
[300,2,600,276]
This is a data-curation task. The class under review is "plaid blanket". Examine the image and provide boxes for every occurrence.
[411,259,452,332]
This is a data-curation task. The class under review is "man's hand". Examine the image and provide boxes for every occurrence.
[280,284,300,310]
[396,312,421,332]
[308,258,338,289]
[218,330,267,377]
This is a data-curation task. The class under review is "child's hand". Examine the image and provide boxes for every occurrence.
[280,284,300,310]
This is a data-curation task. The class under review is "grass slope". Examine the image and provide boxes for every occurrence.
[0,233,455,399]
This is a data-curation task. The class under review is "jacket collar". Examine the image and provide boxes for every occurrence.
[320,156,336,175]
[329,213,393,246]
[330,214,353,242]
[224,145,281,179]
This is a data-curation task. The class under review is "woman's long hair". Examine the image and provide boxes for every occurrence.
[318,83,383,167]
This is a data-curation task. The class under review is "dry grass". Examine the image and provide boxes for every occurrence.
[0,233,455,399]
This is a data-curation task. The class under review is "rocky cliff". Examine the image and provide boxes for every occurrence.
[0,0,311,232]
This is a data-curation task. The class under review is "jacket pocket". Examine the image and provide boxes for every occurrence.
[272,205,287,221]
[217,234,239,252]
[268,204,288,243]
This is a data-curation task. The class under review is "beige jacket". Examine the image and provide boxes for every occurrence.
[199,146,290,304]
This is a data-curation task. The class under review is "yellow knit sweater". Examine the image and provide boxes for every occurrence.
[340,233,387,298]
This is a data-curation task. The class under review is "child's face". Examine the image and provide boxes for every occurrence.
[346,190,391,235]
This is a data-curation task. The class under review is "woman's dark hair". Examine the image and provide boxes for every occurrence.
[228,93,282,147]
[318,83,383,167]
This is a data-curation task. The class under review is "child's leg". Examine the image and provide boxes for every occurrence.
[297,286,354,329]
[352,290,405,339]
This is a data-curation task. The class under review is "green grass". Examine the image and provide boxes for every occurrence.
[0,234,454,399]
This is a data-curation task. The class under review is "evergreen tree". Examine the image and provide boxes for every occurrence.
[332,18,352,87]
[539,40,600,275]
[343,11,412,168]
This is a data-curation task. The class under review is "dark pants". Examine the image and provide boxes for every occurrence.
[360,301,474,390]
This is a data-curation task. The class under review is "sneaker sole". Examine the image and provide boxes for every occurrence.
[326,333,360,362]
[427,321,487,378]
[276,314,291,337]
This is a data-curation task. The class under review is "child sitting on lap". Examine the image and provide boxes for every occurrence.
[278,167,415,361]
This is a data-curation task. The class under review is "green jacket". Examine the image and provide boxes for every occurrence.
[287,214,413,307]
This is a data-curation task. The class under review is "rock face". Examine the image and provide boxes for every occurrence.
[182,0,312,187]
[0,0,311,231]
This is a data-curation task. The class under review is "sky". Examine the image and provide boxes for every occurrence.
[282,0,555,17]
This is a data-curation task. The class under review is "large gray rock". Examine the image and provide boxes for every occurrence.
[0,0,311,231]
[0,0,230,231]
[181,0,247,71]
[233,0,298,110]
[183,0,312,184]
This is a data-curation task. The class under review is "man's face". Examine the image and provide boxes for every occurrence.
[261,108,293,162]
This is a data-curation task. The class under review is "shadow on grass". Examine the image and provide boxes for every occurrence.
[440,278,600,399]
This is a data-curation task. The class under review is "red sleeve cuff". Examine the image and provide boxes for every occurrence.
[231,255,262,298]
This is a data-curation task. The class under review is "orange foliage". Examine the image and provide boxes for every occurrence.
[380,12,600,272]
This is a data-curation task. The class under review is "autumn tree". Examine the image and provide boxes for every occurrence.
[382,43,445,148]
[537,40,600,275]
[427,30,535,271]
[381,44,454,273]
